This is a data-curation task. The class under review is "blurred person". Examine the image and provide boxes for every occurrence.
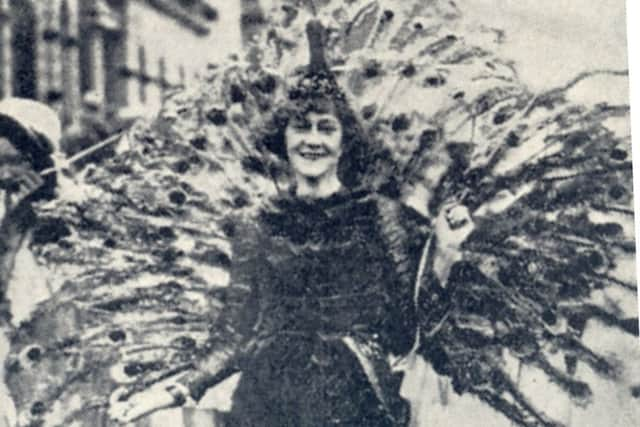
[0,98,63,427]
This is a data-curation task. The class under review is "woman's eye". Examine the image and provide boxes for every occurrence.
[291,119,311,130]
[318,122,338,133]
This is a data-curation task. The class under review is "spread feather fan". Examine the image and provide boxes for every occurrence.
[5,1,636,426]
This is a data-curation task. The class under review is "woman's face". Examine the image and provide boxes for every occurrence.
[285,111,343,179]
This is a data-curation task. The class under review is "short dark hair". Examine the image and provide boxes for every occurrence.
[259,71,370,188]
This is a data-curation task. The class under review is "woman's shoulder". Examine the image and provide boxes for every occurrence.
[245,189,431,243]
[368,192,432,235]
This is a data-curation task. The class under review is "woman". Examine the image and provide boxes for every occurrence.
[109,69,472,426]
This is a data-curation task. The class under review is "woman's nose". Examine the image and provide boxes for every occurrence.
[304,126,319,136]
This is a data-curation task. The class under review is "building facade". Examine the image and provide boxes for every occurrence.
[1,0,242,148]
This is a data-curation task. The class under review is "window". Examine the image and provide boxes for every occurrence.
[103,30,127,110]
[10,0,38,98]
[158,56,167,94]
[60,0,72,125]
[0,12,4,98]
[138,45,147,103]
[79,0,95,94]
[102,0,127,114]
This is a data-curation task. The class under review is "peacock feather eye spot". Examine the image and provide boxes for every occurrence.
[233,192,250,208]
[158,226,177,240]
[190,136,208,150]
[505,131,520,147]
[361,104,376,120]
[594,222,622,237]
[177,336,197,349]
[565,131,590,147]
[221,220,236,238]
[123,361,164,377]
[124,363,142,376]
[568,314,587,332]
[59,337,79,349]
[26,346,42,362]
[569,382,591,400]
[364,61,381,79]
[609,185,626,200]
[206,109,228,126]
[201,248,231,268]
[256,75,277,93]
[229,84,246,103]
[169,190,187,206]
[391,114,411,132]
[610,148,627,161]
[161,248,184,263]
[172,316,187,325]
[103,237,117,248]
[173,160,190,174]
[401,63,416,77]
[493,112,509,125]
[423,75,446,87]
[108,330,126,342]
[419,128,438,148]
[31,401,46,415]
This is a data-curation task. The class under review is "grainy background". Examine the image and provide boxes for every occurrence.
[1,1,638,426]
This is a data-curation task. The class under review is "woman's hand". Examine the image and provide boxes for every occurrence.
[435,202,474,249]
[432,202,475,284]
[108,384,183,424]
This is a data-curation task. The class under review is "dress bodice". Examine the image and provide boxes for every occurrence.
[230,189,430,355]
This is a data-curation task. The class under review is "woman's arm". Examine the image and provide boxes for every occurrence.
[108,222,267,422]
[109,288,254,424]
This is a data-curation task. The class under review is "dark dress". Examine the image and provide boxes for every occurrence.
[189,189,432,426]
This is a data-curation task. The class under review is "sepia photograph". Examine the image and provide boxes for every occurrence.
[0,1,638,426]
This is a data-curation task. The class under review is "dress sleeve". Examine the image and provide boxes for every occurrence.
[176,221,270,402]
[375,196,434,354]
[375,196,454,353]
[375,196,432,290]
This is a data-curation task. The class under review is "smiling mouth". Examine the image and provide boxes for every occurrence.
[297,150,330,160]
